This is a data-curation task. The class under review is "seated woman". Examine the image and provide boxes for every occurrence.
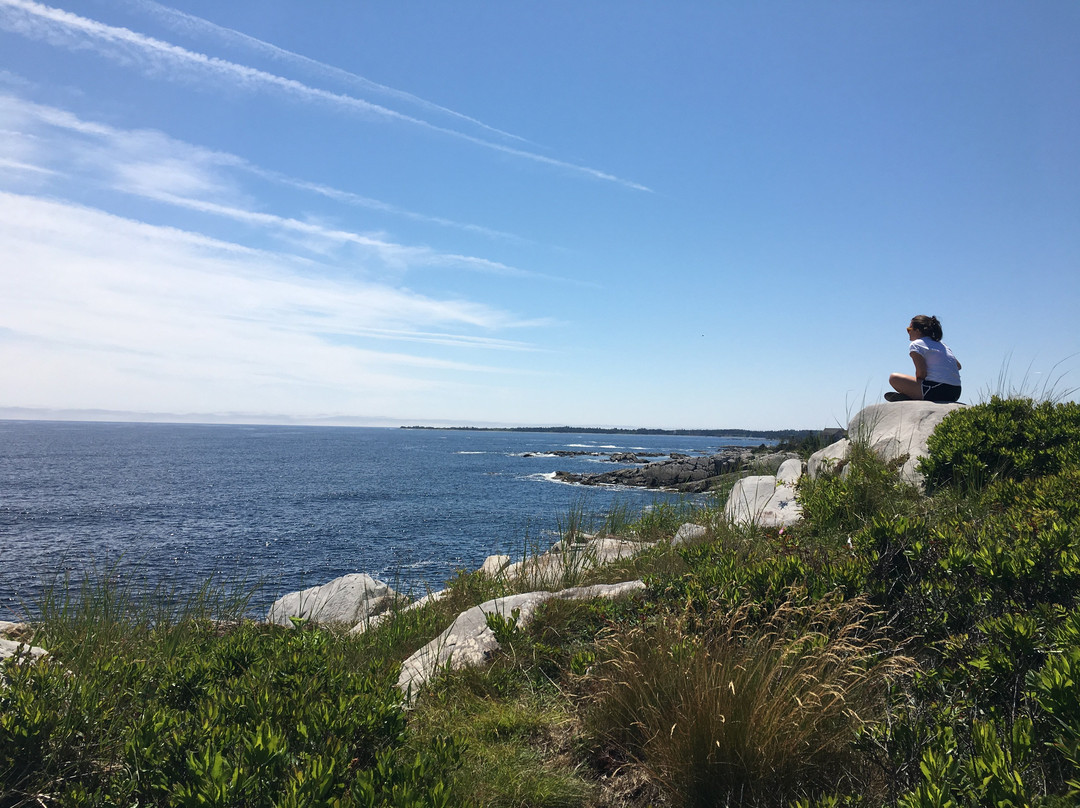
[886,315,962,403]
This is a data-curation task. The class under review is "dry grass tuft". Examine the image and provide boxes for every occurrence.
[586,592,915,807]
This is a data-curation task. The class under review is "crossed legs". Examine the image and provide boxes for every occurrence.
[888,373,923,401]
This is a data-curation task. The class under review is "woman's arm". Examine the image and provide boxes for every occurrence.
[910,351,928,382]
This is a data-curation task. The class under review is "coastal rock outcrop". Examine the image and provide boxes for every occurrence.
[555,449,795,493]
[268,402,966,699]
[267,573,397,628]
[808,401,963,485]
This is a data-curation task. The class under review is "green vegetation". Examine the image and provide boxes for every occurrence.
[3,395,1079,806]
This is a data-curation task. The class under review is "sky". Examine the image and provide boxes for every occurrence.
[1,1,1078,430]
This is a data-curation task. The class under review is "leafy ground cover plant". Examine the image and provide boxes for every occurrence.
[0,577,467,808]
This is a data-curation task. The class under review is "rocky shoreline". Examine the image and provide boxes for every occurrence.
[553,448,796,493]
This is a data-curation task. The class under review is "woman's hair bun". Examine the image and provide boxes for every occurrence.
[911,314,944,340]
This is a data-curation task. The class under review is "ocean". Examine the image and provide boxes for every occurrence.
[0,420,768,621]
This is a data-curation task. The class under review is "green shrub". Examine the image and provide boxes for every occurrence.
[896,719,1036,808]
[920,397,1080,493]
[0,580,467,808]
[797,440,922,539]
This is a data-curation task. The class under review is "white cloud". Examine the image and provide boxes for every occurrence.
[0,0,649,190]
[0,192,542,416]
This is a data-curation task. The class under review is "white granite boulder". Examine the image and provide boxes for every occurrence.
[267,573,395,628]
[808,401,964,485]
[397,580,646,696]
[479,554,511,576]
[724,457,804,527]
[0,623,48,667]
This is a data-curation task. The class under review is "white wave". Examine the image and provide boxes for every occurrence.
[528,471,576,486]
[529,471,642,492]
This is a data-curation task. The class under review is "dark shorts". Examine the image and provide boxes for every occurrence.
[922,380,961,403]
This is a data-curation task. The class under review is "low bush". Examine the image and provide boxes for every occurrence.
[920,397,1080,493]
[797,440,923,540]
[0,582,467,808]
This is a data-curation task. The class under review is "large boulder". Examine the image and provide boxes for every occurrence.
[267,573,396,628]
[724,457,804,527]
[397,581,646,696]
[808,401,964,485]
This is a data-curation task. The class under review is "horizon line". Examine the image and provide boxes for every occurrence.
[0,407,816,433]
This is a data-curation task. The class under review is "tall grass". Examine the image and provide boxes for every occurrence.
[30,565,256,665]
[980,353,1078,405]
[586,593,915,808]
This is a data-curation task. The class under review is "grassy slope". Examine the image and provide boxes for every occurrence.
[3,396,1080,808]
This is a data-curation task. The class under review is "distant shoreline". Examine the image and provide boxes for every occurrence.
[400,425,814,440]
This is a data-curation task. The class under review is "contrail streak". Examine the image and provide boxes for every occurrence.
[0,0,651,191]
[123,0,530,143]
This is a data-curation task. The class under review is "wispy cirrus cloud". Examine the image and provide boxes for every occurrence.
[139,190,547,278]
[0,93,568,278]
[0,0,651,191]
[0,191,544,416]
[0,92,525,242]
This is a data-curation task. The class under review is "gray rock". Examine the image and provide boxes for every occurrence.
[349,588,450,636]
[479,554,511,576]
[776,457,803,486]
[501,535,648,587]
[267,573,395,628]
[0,637,47,664]
[672,522,707,545]
[807,439,850,478]
[555,448,759,492]
[725,475,781,523]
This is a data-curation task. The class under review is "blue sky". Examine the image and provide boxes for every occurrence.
[1,0,1078,430]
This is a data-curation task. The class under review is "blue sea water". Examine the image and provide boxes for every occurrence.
[0,420,769,621]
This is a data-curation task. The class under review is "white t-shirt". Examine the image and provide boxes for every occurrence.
[910,338,961,386]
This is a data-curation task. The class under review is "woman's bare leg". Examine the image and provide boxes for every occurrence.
[889,373,923,400]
